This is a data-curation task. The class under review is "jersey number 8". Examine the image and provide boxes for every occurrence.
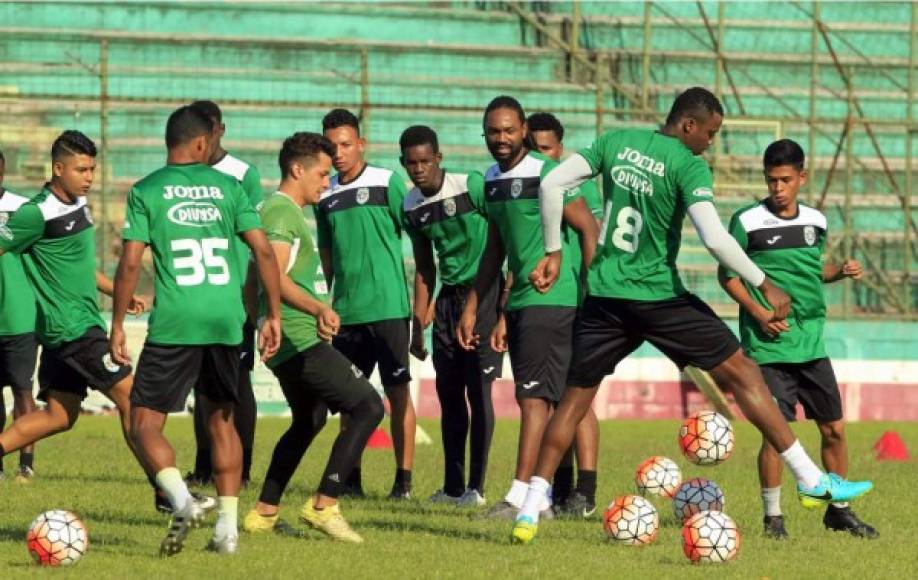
[171,238,230,286]
[601,205,644,254]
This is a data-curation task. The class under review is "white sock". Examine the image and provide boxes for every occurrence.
[831,502,849,509]
[155,467,192,512]
[505,479,529,509]
[761,486,782,517]
[214,496,239,539]
[517,477,551,523]
[779,440,823,489]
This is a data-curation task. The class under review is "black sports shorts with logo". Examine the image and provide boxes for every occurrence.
[38,326,132,401]
[506,305,577,402]
[0,332,38,392]
[333,318,411,388]
[760,357,843,423]
[567,294,740,387]
[132,343,240,413]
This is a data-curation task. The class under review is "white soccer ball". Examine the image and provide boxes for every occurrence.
[682,510,741,563]
[635,455,682,498]
[26,510,88,566]
[678,410,735,465]
[602,495,659,545]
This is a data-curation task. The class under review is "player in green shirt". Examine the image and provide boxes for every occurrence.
[317,108,415,499]
[526,111,601,517]
[0,149,39,482]
[0,132,151,488]
[457,96,599,516]
[110,106,282,556]
[399,125,504,506]
[242,132,384,543]
[720,139,877,540]
[512,87,873,545]
[186,100,263,490]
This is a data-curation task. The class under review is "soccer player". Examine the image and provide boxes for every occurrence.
[184,100,262,489]
[720,139,878,540]
[110,106,281,556]
[0,148,39,483]
[0,131,156,494]
[317,108,416,499]
[457,96,599,515]
[526,111,601,516]
[511,87,874,544]
[399,125,503,505]
[242,132,384,543]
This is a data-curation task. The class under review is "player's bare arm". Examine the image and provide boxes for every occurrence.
[410,234,436,360]
[718,266,789,338]
[110,240,147,365]
[269,240,339,342]
[823,259,863,283]
[96,270,147,314]
[458,221,504,350]
[241,228,281,361]
[561,196,599,271]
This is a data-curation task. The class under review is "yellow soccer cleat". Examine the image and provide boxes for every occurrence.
[510,516,538,545]
[299,502,363,544]
[242,509,279,533]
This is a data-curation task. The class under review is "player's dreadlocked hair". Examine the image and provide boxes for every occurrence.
[165,105,214,148]
[51,130,97,160]
[665,87,724,126]
[279,132,336,178]
[322,108,360,136]
[483,95,527,127]
[527,112,564,141]
[763,139,806,172]
[399,125,439,154]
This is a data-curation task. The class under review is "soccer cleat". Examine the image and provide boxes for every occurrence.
[763,515,789,539]
[510,516,538,545]
[823,505,879,539]
[299,502,363,543]
[159,501,204,557]
[797,473,873,509]
[184,471,213,488]
[242,509,279,533]
[553,491,596,519]
[480,501,519,520]
[388,483,411,501]
[428,489,463,505]
[457,488,486,507]
[205,534,239,555]
[156,491,217,515]
[14,465,35,484]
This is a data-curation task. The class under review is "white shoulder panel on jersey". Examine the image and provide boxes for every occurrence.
[323,165,394,201]
[739,201,827,234]
[485,153,544,181]
[37,194,88,222]
[404,172,469,211]
[0,189,30,212]
[213,153,250,182]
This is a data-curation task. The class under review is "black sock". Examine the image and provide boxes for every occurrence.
[345,466,362,490]
[242,447,253,482]
[554,466,574,504]
[575,470,597,501]
[394,468,412,489]
[19,452,33,470]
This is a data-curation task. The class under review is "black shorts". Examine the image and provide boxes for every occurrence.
[132,343,240,414]
[271,342,377,414]
[432,282,504,385]
[333,318,411,388]
[506,306,576,402]
[240,320,256,371]
[37,326,132,401]
[0,332,38,392]
[760,358,843,423]
[568,294,740,387]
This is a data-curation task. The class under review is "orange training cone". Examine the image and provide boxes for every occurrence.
[367,428,394,450]
[873,430,910,461]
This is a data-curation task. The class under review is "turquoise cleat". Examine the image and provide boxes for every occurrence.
[798,473,873,509]
[510,516,538,545]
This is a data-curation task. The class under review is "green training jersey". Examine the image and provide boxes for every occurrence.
[316,164,410,325]
[0,186,104,347]
[0,188,37,336]
[484,151,583,310]
[577,179,604,221]
[403,171,489,287]
[579,128,716,301]
[122,163,261,346]
[260,192,328,367]
[727,201,828,364]
[213,153,264,289]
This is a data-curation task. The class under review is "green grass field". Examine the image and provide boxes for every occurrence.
[1,416,915,578]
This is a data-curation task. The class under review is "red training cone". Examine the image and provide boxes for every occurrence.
[367,428,394,450]
[873,430,910,461]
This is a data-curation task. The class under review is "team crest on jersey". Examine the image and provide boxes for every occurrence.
[804,225,816,246]
[510,179,523,198]
[83,206,94,225]
[443,198,457,217]
[101,353,121,373]
[356,187,370,205]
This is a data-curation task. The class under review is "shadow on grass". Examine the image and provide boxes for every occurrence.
[357,516,499,542]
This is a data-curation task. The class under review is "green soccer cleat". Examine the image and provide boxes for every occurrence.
[510,516,538,545]
[798,473,873,509]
